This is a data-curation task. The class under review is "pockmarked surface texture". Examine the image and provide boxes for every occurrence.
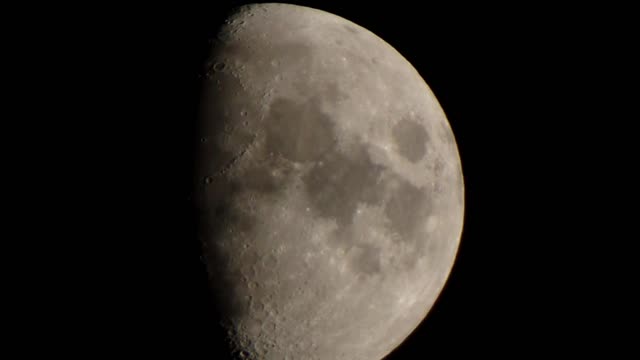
[195,3,464,360]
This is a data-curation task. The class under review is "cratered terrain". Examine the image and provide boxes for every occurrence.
[195,3,465,359]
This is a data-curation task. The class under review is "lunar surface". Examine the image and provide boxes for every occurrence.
[195,3,464,360]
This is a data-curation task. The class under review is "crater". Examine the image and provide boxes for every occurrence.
[198,68,257,164]
[392,118,429,163]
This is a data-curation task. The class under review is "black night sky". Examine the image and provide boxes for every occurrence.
[55,1,629,358]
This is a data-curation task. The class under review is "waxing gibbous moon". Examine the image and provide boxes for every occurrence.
[195,3,464,360]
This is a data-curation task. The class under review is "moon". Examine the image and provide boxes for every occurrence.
[195,3,464,359]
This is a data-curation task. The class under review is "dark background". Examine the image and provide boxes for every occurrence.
[40,0,630,358]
